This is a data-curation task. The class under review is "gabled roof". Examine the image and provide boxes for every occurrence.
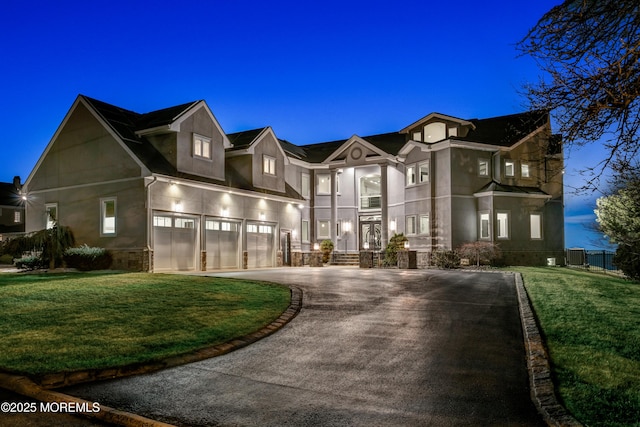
[400,112,476,134]
[227,128,268,150]
[456,110,549,147]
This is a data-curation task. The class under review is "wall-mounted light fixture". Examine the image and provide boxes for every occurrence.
[259,212,266,221]
[342,220,351,233]
[292,229,298,239]
[389,219,396,232]
[174,201,183,212]
[363,241,370,250]
[404,241,410,249]
[221,207,229,217]
[313,242,320,251]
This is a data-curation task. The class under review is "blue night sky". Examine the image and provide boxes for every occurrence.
[0,0,612,249]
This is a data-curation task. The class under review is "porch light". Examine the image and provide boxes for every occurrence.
[343,220,351,233]
[292,229,297,239]
[298,203,304,209]
[313,242,320,251]
[174,201,183,212]
[389,220,396,232]
[363,241,370,250]
[259,212,266,221]
[221,207,229,217]
[404,241,410,249]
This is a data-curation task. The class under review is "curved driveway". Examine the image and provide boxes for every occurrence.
[64,267,544,426]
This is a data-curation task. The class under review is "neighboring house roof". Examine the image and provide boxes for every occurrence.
[0,182,23,208]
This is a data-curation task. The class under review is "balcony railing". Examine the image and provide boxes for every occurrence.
[360,195,381,209]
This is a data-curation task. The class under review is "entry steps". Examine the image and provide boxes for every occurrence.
[330,253,360,266]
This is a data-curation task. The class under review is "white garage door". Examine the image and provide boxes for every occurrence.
[246,222,275,268]
[205,219,240,269]
[153,213,198,271]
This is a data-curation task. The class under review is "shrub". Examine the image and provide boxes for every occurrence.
[383,233,409,267]
[64,245,113,271]
[457,241,502,267]
[320,240,334,264]
[613,244,640,281]
[1,225,75,269]
[15,256,46,271]
[0,254,14,265]
[432,250,460,269]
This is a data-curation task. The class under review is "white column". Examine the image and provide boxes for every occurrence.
[330,168,338,248]
[380,163,388,250]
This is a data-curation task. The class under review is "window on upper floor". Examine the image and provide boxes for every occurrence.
[45,203,57,229]
[423,122,446,142]
[101,198,116,236]
[193,134,211,159]
[496,212,509,239]
[301,173,310,198]
[521,163,530,178]
[14,211,21,223]
[406,166,416,186]
[419,162,429,183]
[406,215,416,235]
[360,175,381,210]
[478,159,490,177]
[317,174,331,195]
[317,174,339,195]
[505,160,515,177]
[263,155,276,175]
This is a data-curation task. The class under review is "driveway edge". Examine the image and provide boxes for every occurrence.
[514,273,583,427]
[0,286,303,426]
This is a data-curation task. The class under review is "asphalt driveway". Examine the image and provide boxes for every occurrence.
[63,267,544,426]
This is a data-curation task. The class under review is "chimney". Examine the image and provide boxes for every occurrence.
[13,176,21,191]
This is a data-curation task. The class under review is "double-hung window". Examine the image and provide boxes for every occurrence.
[521,163,530,178]
[101,198,117,236]
[419,214,430,235]
[419,162,429,183]
[406,166,416,186]
[530,214,542,239]
[505,160,515,177]
[479,212,490,239]
[193,134,211,159]
[14,211,21,223]
[478,159,489,177]
[301,220,310,243]
[406,215,416,235]
[45,203,58,229]
[496,212,509,239]
[317,220,330,239]
[263,155,276,175]
[317,174,331,195]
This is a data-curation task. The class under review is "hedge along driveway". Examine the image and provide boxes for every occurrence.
[0,272,291,375]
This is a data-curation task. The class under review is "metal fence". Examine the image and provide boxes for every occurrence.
[566,248,620,273]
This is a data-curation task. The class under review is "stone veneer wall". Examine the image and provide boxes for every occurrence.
[110,248,151,272]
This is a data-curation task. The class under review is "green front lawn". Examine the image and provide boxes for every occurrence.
[0,272,290,375]
[517,267,640,427]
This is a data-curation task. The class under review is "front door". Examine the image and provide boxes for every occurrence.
[280,230,291,266]
[360,221,381,250]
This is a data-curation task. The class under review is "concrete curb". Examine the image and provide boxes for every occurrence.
[0,286,303,426]
[514,273,583,427]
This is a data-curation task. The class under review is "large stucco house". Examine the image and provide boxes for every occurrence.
[22,95,564,271]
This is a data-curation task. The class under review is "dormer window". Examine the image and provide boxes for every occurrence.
[423,122,446,142]
[193,134,211,159]
[263,155,276,175]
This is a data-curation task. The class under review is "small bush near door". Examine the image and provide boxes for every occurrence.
[320,240,334,264]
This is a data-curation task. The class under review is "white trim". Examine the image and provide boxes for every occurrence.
[473,191,551,199]
[323,135,396,165]
[26,176,143,195]
[400,113,476,134]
